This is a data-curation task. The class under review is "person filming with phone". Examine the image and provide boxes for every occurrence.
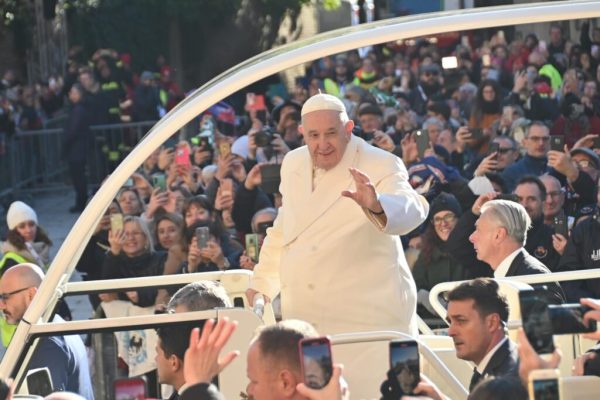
[246,93,429,336]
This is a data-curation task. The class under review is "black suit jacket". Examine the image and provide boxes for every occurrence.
[506,249,565,304]
[180,383,223,400]
[470,339,519,391]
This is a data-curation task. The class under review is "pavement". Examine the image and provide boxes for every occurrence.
[31,189,95,321]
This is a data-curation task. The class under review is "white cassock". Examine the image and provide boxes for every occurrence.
[251,134,429,336]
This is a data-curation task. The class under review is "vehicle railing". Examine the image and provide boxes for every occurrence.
[4,0,599,382]
[429,268,600,323]
[331,331,468,399]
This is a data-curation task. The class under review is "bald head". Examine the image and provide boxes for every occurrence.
[3,263,45,288]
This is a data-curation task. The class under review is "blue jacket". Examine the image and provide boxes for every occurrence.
[501,154,549,192]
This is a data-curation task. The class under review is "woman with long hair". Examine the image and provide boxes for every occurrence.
[413,193,467,318]
[469,79,502,129]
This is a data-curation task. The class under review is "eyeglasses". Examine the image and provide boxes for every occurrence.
[0,287,31,302]
[527,136,550,143]
[433,214,457,225]
[497,147,515,154]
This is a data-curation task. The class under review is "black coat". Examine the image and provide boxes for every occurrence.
[557,216,600,302]
[102,251,166,307]
[524,217,561,272]
[506,249,565,305]
[180,383,223,400]
[63,101,91,163]
[470,339,519,391]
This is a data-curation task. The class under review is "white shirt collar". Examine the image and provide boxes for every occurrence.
[494,248,522,278]
[476,337,508,375]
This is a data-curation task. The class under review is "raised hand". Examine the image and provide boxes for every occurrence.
[341,168,382,213]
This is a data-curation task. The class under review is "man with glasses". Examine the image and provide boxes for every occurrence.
[473,136,520,177]
[502,121,550,192]
[408,63,443,116]
[0,263,93,398]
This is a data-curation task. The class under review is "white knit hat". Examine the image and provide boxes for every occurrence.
[301,93,347,117]
[6,201,38,230]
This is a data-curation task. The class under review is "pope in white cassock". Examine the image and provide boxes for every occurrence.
[247,93,429,337]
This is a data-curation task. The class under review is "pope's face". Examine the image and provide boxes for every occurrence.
[300,110,353,171]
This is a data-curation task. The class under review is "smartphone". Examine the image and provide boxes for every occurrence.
[441,56,458,69]
[299,337,333,390]
[114,377,147,400]
[496,193,520,203]
[550,136,564,152]
[245,233,260,263]
[219,142,231,158]
[246,93,267,111]
[528,369,560,400]
[488,142,500,158]
[152,174,167,192]
[414,130,430,159]
[389,340,419,396]
[110,213,124,232]
[260,164,282,194]
[175,145,191,166]
[220,178,233,197]
[25,368,53,396]
[539,40,548,53]
[552,213,568,238]
[195,226,210,249]
[519,290,555,354]
[549,304,597,334]
[592,136,600,149]
[257,221,273,235]
[469,127,484,141]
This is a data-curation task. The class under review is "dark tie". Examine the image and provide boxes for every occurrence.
[469,367,483,391]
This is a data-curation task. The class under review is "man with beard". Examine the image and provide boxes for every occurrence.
[408,63,443,116]
[513,176,561,271]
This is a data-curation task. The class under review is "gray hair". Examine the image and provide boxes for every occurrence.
[480,199,531,245]
[422,117,443,131]
[251,207,278,233]
[167,280,232,312]
[124,215,154,252]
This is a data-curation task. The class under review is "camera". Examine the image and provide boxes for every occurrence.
[255,126,275,147]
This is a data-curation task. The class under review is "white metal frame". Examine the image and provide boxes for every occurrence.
[1,0,600,391]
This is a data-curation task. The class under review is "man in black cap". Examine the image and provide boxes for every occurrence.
[408,63,443,116]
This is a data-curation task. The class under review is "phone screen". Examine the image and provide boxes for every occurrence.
[219,142,231,158]
[196,226,210,249]
[549,304,597,334]
[532,378,559,400]
[300,337,333,390]
[469,128,484,141]
[414,130,430,159]
[519,290,555,354]
[110,213,124,232]
[245,233,260,262]
[114,377,147,400]
[26,369,53,396]
[389,340,419,395]
[550,136,564,152]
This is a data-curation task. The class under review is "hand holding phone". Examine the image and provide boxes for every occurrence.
[414,129,430,159]
[549,304,597,334]
[550,136,564,152]
[299,337,333,390]
[245,233,260,263]
[389,340,419,395]
[528,369,560,400]
[519,289,555,354]
[110,213,124,232]
[196,226,210,249]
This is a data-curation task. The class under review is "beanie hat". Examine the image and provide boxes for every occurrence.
[7,201,38,230]
[428,192,462,220]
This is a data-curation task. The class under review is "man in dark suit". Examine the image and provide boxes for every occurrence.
[446,278,519,392]
[469,196,565,303]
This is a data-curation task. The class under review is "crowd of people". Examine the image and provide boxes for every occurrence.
[1,17,600,399]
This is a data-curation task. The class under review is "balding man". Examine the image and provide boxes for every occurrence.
[0,264,93,399]
[247,93,429,336]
